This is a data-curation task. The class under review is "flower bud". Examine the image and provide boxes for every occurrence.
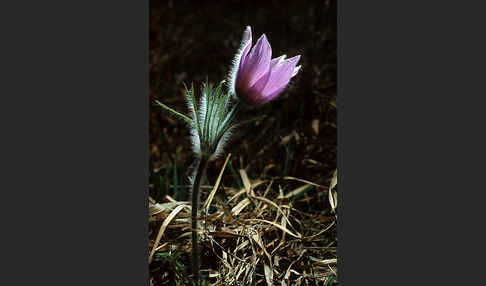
[228,26,301,105]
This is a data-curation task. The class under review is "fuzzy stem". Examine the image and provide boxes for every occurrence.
[191,155,209,285]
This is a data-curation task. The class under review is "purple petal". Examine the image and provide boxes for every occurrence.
[270,55,286,68]
[238,26,252,71]
[259,86,286,104]
[259,55,301,101]
[244,70,272,104]
[238,34,272,89]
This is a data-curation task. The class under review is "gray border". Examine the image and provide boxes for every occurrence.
[0,1,148,285]
[340,1,486,285]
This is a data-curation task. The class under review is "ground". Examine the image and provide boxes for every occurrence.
[149,1,337,285]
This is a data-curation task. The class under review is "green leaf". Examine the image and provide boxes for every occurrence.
[214,101,240,147]
[202,82,211,143]
[283,143,292,176]
[325,275,335,285]
[155,252,170,258]
[155,100,193,123]
[185,82,202,139]
[214,81,228,138]
[216,91,230,138]
[206,85,215,145]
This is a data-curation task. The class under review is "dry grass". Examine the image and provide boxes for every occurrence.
[149,154,337,286]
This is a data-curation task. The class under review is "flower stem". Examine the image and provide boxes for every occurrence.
[191,155,209,285]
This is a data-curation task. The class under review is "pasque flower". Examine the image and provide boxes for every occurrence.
[156,26,303,285]
[228,26,301,105]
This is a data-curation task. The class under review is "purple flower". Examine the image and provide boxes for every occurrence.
[228,26,301,105]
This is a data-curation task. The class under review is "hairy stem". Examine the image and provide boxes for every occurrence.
[191,155,209,285]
